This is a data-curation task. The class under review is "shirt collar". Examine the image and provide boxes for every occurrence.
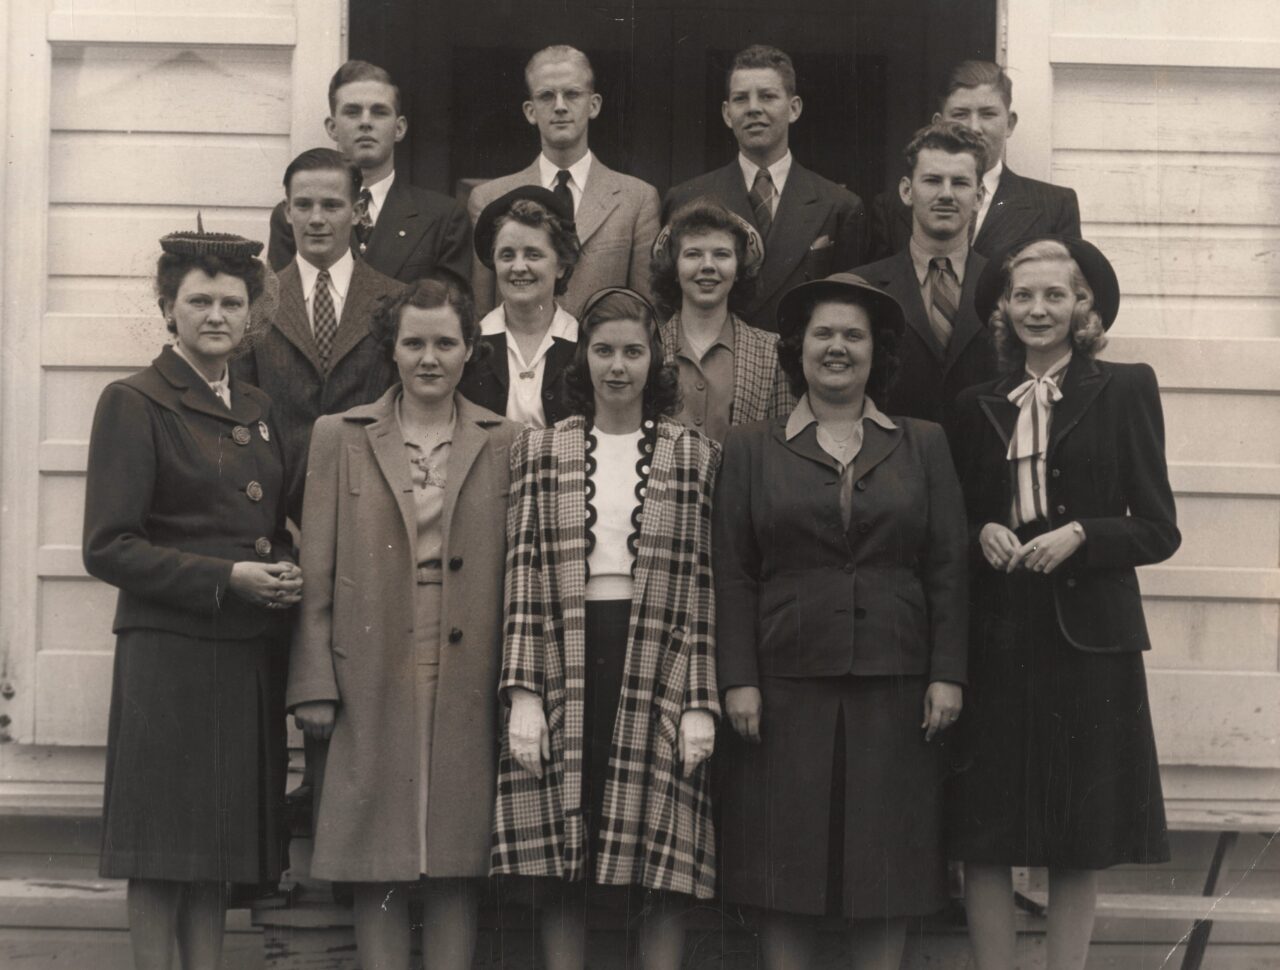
[394,389,456,451]
[538,150,593,194]
[738,150,793,196]
[983,159,1003,198]
[909,236,970,287]
[297,249,355,301]
[1025,349,1073,384]
[675,312,736,360]
[363,170,395,220]
[785,393,897,440]
[479,303,579,342]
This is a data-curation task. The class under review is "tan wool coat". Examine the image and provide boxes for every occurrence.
[287,388,520,881]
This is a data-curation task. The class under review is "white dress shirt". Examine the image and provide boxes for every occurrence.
[297,250,354,333]
[362,170,395,225]
[972,160,1003,238]
[479,303,579,428]
[737,151,794,218]
[538,151,593,215]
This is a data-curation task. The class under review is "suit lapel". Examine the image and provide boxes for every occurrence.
[752,164,827,313]
[329,262,377,371]
[977,381,1020,450]
[482,332,512,396]
[942,250,988,369]
[711,162,757,226]
[440,400,488,549]
[870,252,945,361]
[847,421,902,488]
[975,168,1036,254]
[362,178,416,277]
[273,264,325,375]
[157,346,261,425]
[575,161,620,246]
[729,316,764,423]
[1048,356,1109,457]
[630,422,680,609]
[365,403,419,553]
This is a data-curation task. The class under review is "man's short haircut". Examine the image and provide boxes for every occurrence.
[524,46,595,95]
[901,122,987,180]
[283,147,362,203]
[726,44,797,98]
[941,60,1013,111]
[327,59,402,115]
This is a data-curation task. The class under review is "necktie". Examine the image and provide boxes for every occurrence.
[927,257,960,350]
[353,188,374,255]
[749,168,776,237]
[553,169,574,214]
[313,270,337,368]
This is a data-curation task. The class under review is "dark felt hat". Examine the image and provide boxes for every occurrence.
[160,212,264,259]
[776,272,907,341]
[974,235,1121,329]
[473,185,576,269]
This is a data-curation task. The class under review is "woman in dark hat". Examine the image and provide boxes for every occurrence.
[714,272,968,969]
[457,185,582,428]
[82,227,298,969]
[949,237,1179,970]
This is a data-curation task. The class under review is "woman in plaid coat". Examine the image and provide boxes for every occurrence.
[491,288,721,970]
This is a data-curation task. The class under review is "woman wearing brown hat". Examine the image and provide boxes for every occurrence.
[949,238,1180,970]
[82,227,297,969]
[458,185,582,428]
[714,272,968,969]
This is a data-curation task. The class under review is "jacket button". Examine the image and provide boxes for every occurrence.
[853,607,867,619]
[245,481,264,502]
[1056,504,1067,515]
[1066,578,1078,589]
[855,480,867,491]
[543,391,553,400]
[1051,468,1061,478]
[449,556,463,571]
[231,426,252,446]
[843,562,855,574]
[857,522,871,534]
[254,537,272,558]
[448,627,463,644]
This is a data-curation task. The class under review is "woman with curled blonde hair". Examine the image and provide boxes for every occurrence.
[948,237,1180,970]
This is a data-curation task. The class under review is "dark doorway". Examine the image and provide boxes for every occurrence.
[350,0,996,204]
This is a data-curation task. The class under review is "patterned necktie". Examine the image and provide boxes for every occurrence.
[353,188,374,255]
[313,269,337,367]
[553,169,574,214]
[748,168,776,237]
[927,257,960,350]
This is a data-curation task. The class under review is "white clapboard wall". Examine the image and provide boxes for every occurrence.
[1007,0,1280,812]
[0,0,342,810]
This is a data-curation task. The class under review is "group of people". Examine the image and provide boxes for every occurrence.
[81,41,1179,970]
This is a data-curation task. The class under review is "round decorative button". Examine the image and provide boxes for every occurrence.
[449,556,463,571]
[232,426,251,446]
[855,480,867,491]
[448,627,463,644]
[254,537,272,558]
[245,481,264,502]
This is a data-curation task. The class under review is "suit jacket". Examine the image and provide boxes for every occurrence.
[83,346,294,641]
[657,313,794,428]
[492,417,721,899]
[949,357,1180,654]
[231,259,404,522]
[866,166,1082,262]
[662,160,868,332]
[853,248,996,427]
[714,415,967,688]
[467,156,661,318]
[288,390,520,880]
[267,178,472,284]
[455,313,578,428]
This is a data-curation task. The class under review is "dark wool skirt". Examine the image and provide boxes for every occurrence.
[719,674,947,919]
[948,528,1170,869]
[99,627,289,884]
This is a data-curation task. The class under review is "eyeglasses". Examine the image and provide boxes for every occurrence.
[531,89,590,107]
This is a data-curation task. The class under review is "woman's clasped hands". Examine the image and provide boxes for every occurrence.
[979,522,1084,575]
[229,560,303,609]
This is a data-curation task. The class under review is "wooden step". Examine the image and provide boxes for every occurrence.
[0,877,255,930]
[1021,890,1280,925]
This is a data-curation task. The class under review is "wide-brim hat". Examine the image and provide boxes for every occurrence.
[974,235,1120,329]
[473,185,576,269]
[776,272,907,341]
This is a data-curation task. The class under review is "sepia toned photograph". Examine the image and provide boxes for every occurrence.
[0,0,1277,967]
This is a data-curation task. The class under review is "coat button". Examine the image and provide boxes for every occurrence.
[1051,468,1061,478]
[855,480,867,491]
[448,627,463,644]
[857,522,871,534]
[254,537,272,558]
[843,562,855,574]
[853,607,867,619]
[231,426,251,446]
[245,481,264,502]
[1056,504,1067,515]
[449,556,463,571]
[1066,578,1078,589]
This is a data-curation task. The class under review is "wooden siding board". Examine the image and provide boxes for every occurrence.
[1086,230,1280,300]
[1144,600,1279,672]
[32,653,112,747]
[1149,670,1280,768]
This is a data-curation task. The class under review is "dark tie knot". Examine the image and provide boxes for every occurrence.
[555,170,572,187]
[930,257,953,276]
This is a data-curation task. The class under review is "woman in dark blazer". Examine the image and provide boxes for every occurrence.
[457,185,581,428]
[289,275,520,970]
[714,272,968,970]
[948,238,1180,970]
[82,229,299,970]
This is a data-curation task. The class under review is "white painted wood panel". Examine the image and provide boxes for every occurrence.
[40,581,116,655]
[48,279,165,316]
[1085,229,1280,299]
[1151,393,1275,465]
[33,653,113,747]
[1166,496,1279,569]
[1149,671,1280,769]
[44,370,137,442]
[1049,0,1280,44]
[1114,298,1280,339]
[1144,600,1278,673]
[38,476,85,548]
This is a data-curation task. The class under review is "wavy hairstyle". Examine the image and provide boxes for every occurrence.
[649,200,760,319]
[562,288,680,422]
[989,239,1108,374]
[491,198,581,297]
[776,291,901,404]
[156,253,266,335]
[368,271,489,371]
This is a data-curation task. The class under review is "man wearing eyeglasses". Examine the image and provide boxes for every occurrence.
[466,45,661,318]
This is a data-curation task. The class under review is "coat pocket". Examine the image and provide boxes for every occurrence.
[345,445,363,495]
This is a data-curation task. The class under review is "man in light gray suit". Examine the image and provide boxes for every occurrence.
[467,45,661,318]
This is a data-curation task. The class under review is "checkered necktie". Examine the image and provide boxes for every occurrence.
[927,257,960,350]
[313,270,337,366]
[553,169,574,214]
[353,188,374,255]
[749,168,776,237]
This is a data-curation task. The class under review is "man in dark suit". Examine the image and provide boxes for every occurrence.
[467,45,660,318]
[867,60,1081,261]
[266,60,471,284]
[663,45,867,332]
[853,123,995,425]
[236,148,404,524]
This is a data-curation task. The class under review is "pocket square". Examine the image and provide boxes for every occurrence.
[809,235,833,251]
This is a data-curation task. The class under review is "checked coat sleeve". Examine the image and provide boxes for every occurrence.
[684,433,722,714]
[498,429,548,701]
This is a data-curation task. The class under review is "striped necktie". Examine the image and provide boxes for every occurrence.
[313,269,337,367]
[749,168,776,237]
[927,257,960,350]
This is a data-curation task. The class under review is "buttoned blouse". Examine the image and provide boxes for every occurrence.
[396,394,454,565]
[787,394,897,528]
[1007,351,1072,528]
[479,304,579,428]
[671,312,736,443]
[585,428,643,601]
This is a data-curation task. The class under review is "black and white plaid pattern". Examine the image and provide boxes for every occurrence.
[491,416,721,898]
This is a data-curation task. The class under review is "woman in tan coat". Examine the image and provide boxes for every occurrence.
[288,274,521,970]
